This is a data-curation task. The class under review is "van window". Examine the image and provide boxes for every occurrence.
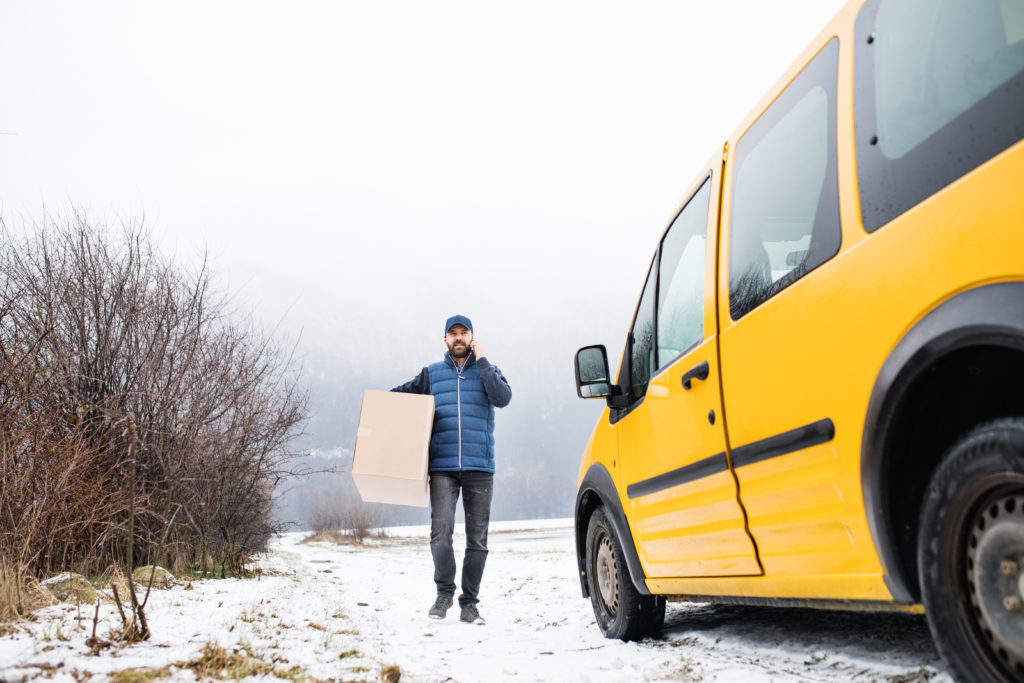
[729,39,841,320]
[629,260,657,400]
[855,0,1024,231]
[656,177,711,367]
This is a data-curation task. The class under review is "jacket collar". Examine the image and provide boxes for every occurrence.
[444,352,475,371]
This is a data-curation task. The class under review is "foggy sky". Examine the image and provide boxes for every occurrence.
[1,1,849,507]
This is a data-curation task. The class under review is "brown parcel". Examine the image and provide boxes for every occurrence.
[351,389,434,507]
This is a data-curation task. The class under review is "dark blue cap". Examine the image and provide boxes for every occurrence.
[444,314,473,335]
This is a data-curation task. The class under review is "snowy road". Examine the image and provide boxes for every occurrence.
[0,520,951,682]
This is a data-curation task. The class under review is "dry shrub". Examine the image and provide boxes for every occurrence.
[382,663,402,683]
[300,530,349,545]
[0,215,307,581]
[308,494,391,544]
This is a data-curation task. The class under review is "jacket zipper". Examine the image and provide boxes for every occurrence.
[451,353,464,470]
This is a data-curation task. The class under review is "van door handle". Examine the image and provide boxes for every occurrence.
[681,361,709,390]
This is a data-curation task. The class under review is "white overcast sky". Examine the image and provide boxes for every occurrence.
[0,0,847,365]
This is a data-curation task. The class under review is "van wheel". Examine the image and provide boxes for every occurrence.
[919,418,1024,683]
[585,506,665,641]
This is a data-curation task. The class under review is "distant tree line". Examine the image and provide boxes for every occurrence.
[0,214,307,578]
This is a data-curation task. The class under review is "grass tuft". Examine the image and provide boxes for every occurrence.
[0,559,54,622]
[382,663,402,682]
[109,666,174,683]
[176,642,274,679]
[43,572,98,604]
[131,566,175,589]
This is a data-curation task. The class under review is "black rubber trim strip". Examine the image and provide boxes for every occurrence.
[625,418,835,500]
[730,418,835,469]
[626,452,729,499]
[662,593,918,612]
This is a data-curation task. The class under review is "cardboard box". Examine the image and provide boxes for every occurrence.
[351,389,434,507]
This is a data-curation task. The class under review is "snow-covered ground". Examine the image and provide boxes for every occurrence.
[0,519,950,682]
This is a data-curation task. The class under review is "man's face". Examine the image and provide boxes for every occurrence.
[445,324,473,359]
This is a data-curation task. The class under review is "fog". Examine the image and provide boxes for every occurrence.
[0,0,847,526]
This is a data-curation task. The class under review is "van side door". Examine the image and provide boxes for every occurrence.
[615,167,760,579]
[716,38,876,582]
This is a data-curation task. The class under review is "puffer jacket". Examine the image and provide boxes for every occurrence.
[392,353,511,473]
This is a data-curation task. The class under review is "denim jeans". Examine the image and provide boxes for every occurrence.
[429,470,493,607]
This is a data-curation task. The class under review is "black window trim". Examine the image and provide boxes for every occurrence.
[611,254,658,424]
[654,174,714,373]
[727,36,842,321]
[610,171,714,425]
[853,0,1024,232]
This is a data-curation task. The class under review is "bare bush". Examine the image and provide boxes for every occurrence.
[0,212,308,583]
[308,494,390,543]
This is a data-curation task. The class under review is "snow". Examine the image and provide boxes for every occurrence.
[39,574,75,587]
[1,519,951,682]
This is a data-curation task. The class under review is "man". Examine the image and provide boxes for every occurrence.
[392,314,512,625]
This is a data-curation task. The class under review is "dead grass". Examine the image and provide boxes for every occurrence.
[43,572,98,604]
[382,663,402,682]
[307,496,392,545]
[176,642,275,679]
[0,559,55,622]
[109,667,174,683]
[300,529,389,547]
[168,642,337,682]
[131,566,175,589]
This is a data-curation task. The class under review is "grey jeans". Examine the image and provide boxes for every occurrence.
[428,470,493,607]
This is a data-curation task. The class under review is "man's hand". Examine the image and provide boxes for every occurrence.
[471,339,486,360]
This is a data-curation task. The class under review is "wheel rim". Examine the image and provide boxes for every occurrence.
[595,532,619,616]
[967,492,1024,675]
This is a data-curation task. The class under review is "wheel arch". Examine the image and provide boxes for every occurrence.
[575,462,651,598]
[862,281,1024,603]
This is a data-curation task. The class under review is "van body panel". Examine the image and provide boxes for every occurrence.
[620,338,760,578]
[573,0,1024,647]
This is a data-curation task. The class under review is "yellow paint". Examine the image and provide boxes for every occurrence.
[576,0,1024,605]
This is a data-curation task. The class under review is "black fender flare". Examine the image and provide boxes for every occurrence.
[574,462,650,597]
[862,281,1024,602]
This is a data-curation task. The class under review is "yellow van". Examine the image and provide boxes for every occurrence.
[572,1,1024,681]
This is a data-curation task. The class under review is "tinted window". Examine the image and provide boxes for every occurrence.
[855,0,1024,231]
[630,261,657,400]
[657,177,711,367]
[729,39,841,320]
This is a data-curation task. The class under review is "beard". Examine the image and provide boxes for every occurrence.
[447,340,471,360]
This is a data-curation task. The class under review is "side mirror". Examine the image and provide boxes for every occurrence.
[575,345,614,399]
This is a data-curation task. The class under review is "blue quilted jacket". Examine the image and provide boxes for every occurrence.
[392,354,511,473]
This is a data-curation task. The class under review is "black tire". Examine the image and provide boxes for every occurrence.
[584,506,665,641]
[919,417,1024,683]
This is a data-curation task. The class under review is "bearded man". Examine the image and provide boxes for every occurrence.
[391,314,512,624]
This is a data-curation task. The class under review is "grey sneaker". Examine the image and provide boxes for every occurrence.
[428,594,453,619]
[460,604,485,625]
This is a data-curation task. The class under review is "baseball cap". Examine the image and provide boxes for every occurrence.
[444,314,473,335]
